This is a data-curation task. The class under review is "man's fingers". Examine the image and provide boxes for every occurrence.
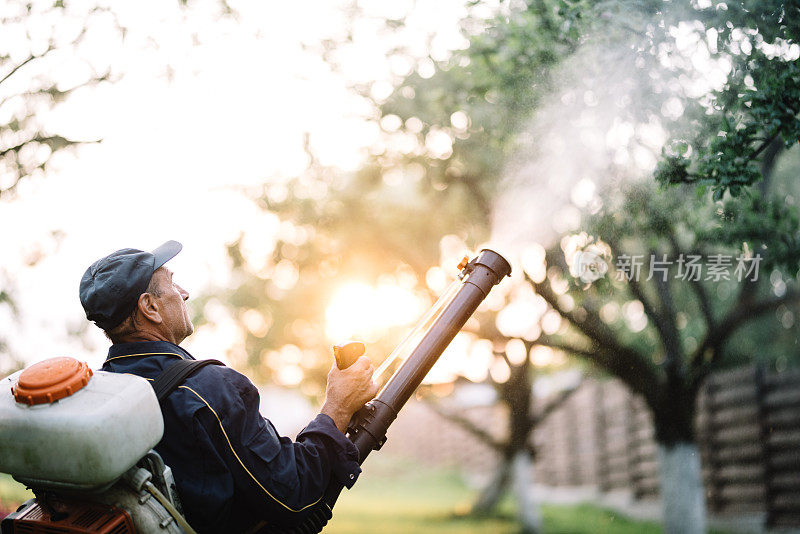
[351,355,372,370]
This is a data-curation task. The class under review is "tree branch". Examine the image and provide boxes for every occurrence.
[525,273,661,401]
[690,275,760,373]
[524,266,655,382]
[667,230,716,331]
[691,287,800,388]
[0,69,114,110]
[749,131,781,165]
[494,349,513,369]
[523,336,596,362]
[0,55,37,87]
[619,256,676,352]
[525,335,660,404]
[423,399,504,451]
[757,135,784,196]
[689,276,715,326]
[0,45,56,87]
[649,248,683,375]
[533,379,583,425]
[0,135,90,159]
[628,275,666,332]
[667,232,716,331]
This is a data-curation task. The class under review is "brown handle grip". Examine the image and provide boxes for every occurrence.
[333,341,365,370]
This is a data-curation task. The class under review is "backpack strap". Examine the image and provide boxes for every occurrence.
[151,359,224,403]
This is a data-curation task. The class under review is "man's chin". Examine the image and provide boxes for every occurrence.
[176,324,194,345]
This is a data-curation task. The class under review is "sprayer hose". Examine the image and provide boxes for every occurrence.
[144,481,199,534]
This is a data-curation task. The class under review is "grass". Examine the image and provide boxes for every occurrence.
[0,473,33,515]
[1,458,729,533]
[326,457,667,534]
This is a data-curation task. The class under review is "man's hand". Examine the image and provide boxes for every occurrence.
[321,356,379,433]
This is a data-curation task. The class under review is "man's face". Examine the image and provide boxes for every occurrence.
[151,267,194,344]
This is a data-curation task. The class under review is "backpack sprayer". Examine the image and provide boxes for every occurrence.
[0,249,510,534]
[0,358,190,534]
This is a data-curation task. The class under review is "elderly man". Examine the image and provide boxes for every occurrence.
[79,240,377,533]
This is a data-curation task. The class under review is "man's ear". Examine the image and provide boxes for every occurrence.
[137,292,162,324]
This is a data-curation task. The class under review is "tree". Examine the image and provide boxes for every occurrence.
[1,0,239,199]
[0,1,122,371]
[212,3,600,531]
[0,1,122,199]
[425,341,582,527]
[218,152,580,534]
[0,0,235,370]
[364,2,800,532]
[655,0,800,272]
[525,180,799,534]
[214,1,800,533]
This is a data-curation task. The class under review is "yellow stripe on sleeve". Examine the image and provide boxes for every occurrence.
[178,385,323,513]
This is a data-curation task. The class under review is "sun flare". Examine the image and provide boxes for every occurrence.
[324,282,425,343]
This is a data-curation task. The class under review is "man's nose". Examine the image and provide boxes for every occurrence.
[177,284,190,300]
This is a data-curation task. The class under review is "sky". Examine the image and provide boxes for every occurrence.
[0,0,472,370]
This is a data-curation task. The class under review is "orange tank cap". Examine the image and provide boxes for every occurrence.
[12,357,93,406]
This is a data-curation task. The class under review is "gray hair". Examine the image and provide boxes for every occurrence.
[103,275,163,343]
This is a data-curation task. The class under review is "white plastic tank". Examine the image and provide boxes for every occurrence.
[0,357,163,490]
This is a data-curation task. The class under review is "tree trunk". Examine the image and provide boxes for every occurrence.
[471,457,511,515]
[511,450,543,534]
[657,442,706,534]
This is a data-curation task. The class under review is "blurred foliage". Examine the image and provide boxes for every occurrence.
[208,0,800,450]
[201,0,800,529]
[0,473,32,513]
[218,0,612,389]
[550,180,799,440]
[0,2,113,365]
[217,152,476,393]
[220,0,798,415]
[0,0,234,366]
[0,1,119,199]
[654,0,800,272]
[375,0,591,220]
[0,0,237,199]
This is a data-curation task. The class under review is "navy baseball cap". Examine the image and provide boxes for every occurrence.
[79,240,182,330]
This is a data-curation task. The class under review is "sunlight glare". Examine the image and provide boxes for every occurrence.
[324,281,424,343]
[423,333,493,384]
[530,345,555,367]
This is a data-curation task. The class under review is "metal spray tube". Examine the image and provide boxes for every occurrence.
[276,249,511,534]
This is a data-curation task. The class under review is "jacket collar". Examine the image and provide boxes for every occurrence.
[106,340,194,363]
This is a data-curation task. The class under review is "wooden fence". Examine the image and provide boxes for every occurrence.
[380,364,800,529]
[534,378,661,499]
[533,365,800,528]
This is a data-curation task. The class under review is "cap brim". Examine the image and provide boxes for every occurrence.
[152,240,183,270]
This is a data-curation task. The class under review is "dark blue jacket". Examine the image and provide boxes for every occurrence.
[102,341,361,533]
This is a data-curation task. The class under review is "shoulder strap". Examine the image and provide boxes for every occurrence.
[152,359,224,403]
